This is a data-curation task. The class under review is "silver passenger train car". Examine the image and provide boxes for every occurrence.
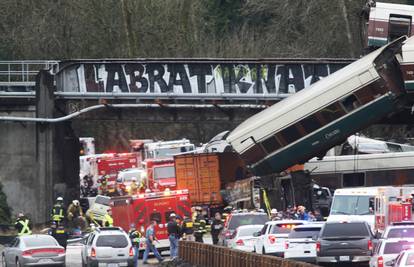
[227,36,408,176]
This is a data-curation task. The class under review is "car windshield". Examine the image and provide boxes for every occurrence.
[23,236,57,247]
[238,226,263,237]
[384,241,414,254]
[95,196,111,206]
[330,195,374,215]
[154,166,175,180]
[289,227,321,238]
[228,214,268,230]
[387,228,414,238]
[271,223,303,234]
[96,235,128,248]
[322,223,369,237]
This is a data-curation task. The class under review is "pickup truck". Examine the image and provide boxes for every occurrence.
[316,221,379,265]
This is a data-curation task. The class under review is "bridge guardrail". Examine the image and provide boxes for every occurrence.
[178,241,318,267]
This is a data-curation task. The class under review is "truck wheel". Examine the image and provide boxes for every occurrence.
[262,247,266,255]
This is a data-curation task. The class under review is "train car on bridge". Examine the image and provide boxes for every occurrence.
[227,36,408,176]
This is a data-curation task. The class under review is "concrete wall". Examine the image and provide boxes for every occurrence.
[0,109,38,221]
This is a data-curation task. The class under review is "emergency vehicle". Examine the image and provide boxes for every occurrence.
[111,189,192,251]
[327,186,414,232]
[79,137,96,156]
[144,139,195,159]
[143,158,176,191]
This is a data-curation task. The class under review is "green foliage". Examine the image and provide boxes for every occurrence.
[202,0,244,35]
[0,182,12,224]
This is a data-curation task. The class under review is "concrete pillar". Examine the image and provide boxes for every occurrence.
[35,70,55,223]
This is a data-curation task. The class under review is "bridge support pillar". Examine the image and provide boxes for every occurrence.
[35,70,55,223]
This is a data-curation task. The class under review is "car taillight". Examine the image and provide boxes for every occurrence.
[285,241,289,250]
[225,231,232,238]
[268,235,276,244]
[316,241,321,253]
[378,256,384,267]
[22,248,65,257]
[129,247,134,257]
[235,239,244,246]
[368,240,373,251]
[91,248,96,258]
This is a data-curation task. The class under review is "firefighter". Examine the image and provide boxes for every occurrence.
[211,212,223,245]
[270,208,278,221]
[51,197,65,226]
[67,200,86,230]
[102,209,113,227]
[129,224,142,267]
[114,177,126,196]
[15,213,32,236]
[98,175,109,195]
[48,221,69,248]
[181,215,194,241]
[193,207,206,243]
[129,177,139,195]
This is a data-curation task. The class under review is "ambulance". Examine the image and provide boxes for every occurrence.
[327,186,414,232]
[110,189,192,251]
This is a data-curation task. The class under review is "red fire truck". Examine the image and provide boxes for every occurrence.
[143,158,176,191]
[96,152,142,182]
[111,189,192,251]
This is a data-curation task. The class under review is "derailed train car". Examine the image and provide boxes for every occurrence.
[227,37,408,176]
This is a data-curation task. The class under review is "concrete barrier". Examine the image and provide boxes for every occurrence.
[178,241,319,267]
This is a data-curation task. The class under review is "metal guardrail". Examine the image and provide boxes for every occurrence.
[178,241,318,267]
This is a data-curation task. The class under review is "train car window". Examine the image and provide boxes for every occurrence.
[340,94,360,113]
[318,103,345,123]
[261,136,282,154]
[242,145,267,164]
[354,85,375,105]
[280,125,302,144]
[342,172,365,187]
[300,115,321,133]
[388,14,411,42]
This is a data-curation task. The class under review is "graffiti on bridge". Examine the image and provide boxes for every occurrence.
[57,62,350,96]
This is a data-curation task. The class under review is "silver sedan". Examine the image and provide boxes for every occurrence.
[1,234,65,266]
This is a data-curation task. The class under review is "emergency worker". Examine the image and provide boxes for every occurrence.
[48,222,69,248]
[181,215,194,241]
[15,213,32,236]
[103,209,113,227]
[98,175,109,195]
[270,208,278,221]
[222,206,233,223]
[67,200,86,229]
[114,177,126,196]
[129,177,139,195]
[129,224,142,267]
[193,207,206,243]
[51,197,65,226]
[211,212,223,245]
[167,213,180,258]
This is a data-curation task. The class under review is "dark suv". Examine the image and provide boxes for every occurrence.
[316,221,378,265]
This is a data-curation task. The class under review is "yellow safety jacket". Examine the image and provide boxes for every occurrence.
[16,219,32,236]
[52,204,64,222]
[103,214,113,227]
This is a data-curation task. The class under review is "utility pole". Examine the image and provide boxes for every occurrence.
[339,0,356,58]
[120,0,136,57]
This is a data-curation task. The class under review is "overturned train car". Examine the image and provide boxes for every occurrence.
[227,37,408,176]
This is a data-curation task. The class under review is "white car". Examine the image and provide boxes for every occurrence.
[81,227,134,267]
[383,225,414,239]
[284,223,324,263]
[227,224,264,252]
[369,239,414,267]
[254,220,307,257]
[387,248,414,267]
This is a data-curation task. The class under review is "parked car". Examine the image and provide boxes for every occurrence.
[316,221,379,265]
[227,224,264,252]
[81,227,134,267]
[370,239,414,267]
[218,212,269,246]
[1,235,65,267]
[254,220,307,257]
[284,223,324,263]
[387,249,414,267]
[382,225,414,239]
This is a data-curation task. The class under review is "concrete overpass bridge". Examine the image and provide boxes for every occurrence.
[8,57,409,223]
